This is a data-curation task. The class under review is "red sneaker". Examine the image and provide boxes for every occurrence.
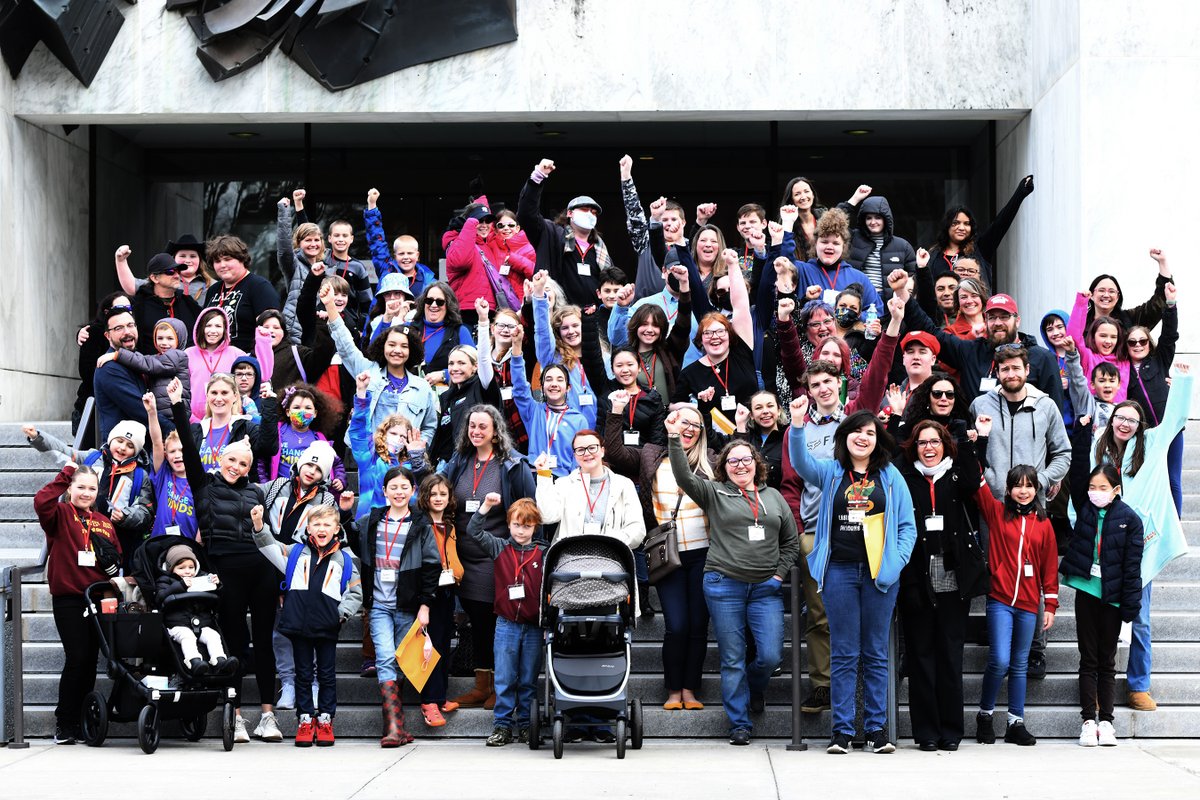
[295,715,315,747]
[315,713,335,747]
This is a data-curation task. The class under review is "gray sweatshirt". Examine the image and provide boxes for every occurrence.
[969,383,1071,501]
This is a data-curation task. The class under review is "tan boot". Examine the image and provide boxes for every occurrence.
[483,668,496,710]
[450,669,492,708]
[1128,691,1158,711]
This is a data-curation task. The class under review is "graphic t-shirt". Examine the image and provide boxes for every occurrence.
[151,464,197,539]
[830,470,886,563]
[277,425,318,480]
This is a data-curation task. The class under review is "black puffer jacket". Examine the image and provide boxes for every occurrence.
[1125,304,1176,428]
[188,397,279,480]
[1061,497,1144,622]
[174,401,268,558]
[430,373,503,466]
[839,196,917,286]
[353,507,441,612]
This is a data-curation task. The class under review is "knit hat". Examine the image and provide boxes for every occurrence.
[296,441,335,481]
[108,420,146,454]
[164,543,197,571]
[223,436,253,459]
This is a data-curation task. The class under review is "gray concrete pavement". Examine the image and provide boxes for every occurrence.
[2,739,1199,799]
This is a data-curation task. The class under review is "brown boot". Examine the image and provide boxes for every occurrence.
[451,669,492,708]
[1128,691,1158,711]
[483,669,496,710]
[379,680,403,748]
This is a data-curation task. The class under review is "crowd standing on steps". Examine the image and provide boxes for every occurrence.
[28,160,1192,754]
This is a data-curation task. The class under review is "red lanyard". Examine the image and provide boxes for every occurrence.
[331,257,350,278]
[626,390,641,428]
[575,240,592,263]
[206,425,230,458]
[382,511,409,562]
[575,366,589,393]
[164,295,176,319]
[924,476,937,514]
[583,477,607,517]
[471,454,493,497]
[660,292,678,322]
[739,486,761,524]
[198,346,224,375]
[545,408,566,449]
[73,507,94,550]
[942,253,957,273]
[218,275,245,306]
[422,327,436,346]
[821,262,843,290]
[639,353,657,390]
[708,359,729,394]
[513,548,538,584]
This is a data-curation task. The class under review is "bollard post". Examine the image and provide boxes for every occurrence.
[5,567,29,748]
[886,609,898,747]
[786,564,807,751]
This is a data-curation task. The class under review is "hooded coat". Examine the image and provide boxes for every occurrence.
[186,307,247,422]
[1038,309,1075,428]
[969,383,1072,502]
[113,317,192,415]
[839,196,917,289]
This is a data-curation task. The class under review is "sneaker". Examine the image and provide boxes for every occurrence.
[1004,720,1037,746]
[517,726,531,744]
[729,728,752,746]
[827,732,851,754]
[276,683,296,711]
[1078,719,1098,747]
[750,691,765,713]
[592,728,617,744]
[867,729,895,754]
[315,713,335,747]
[254,711,284,742]
[233,715,251,744]
[1026,652,1047,680]
[360,659,377,679]
[1128,691,1158,711]
[53,724,76,745]
[564,728,587,743]
[976,712,996,744]
[421,703,446,727]
[295,714,315,747]
[1097,720,1118,746]
[800,685,831,713]
[486,726,513,747]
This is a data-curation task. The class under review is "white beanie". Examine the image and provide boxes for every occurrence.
[296,441,335,481]
[108,420,147,454]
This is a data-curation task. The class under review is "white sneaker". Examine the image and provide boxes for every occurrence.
[1097,720,1118,746]
[1078,719,1098,747]
[254,711,284,742]
[233,715,250,744]
[276,684,296,710]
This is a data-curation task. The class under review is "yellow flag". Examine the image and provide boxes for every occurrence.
[863,513,886,580]
[395,620,440,692]
[710,408,735,435]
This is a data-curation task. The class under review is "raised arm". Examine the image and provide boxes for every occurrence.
[277,198,304,344]
[976,175,1034,272]
[1124,249,1173,330]
[784,397,832,487]
[516,159,556,251]
[1063,342,1097,420]
[675,246,713,320]
[363,189,401,279]
[665,286,693,362]
[323,286,372,378]
[725,249,754,348]
[475,300,495,389]
[171,388,205,490]
[619,155,648,255]
[579,306,612,396]
[114,245,139,296]
[143,392,165,471]
[531,275,557,367]
[665,419,714,509]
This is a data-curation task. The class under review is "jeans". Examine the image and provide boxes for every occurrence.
[1075,591,1122,722]
[702,571,785,733]
[369,605,416,684]
[1167,432,1184,516]
[823,561,899,736]
[492,616,542,730]
[980,598,1037,718]
[656,548,710,692]
[1126,582,1153,692]
[289,635,338,718]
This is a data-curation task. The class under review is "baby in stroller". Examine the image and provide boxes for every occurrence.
[154,543,234,676]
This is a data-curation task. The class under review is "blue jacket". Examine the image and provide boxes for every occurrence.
[532,295,598,427]
[510,353,588,477]
[796,259,883,322]
[363,206,435,297]
[787,425,917,592]
[347,394,431,512]
[93,351,173,441]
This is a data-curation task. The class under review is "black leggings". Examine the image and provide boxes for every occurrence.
[459,596,497,671]
[210,552,279,707]
[52,595,100,730]
[420,589,456,703]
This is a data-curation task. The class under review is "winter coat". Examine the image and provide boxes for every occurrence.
[347,394,432,513]
[443,218,499,309]
[94,351,173,442]
[254,527,362,639]
[1125,304,1177,428]
[353,507,440,613]
[970,384,1071,502]
[154,573,220,629]
[484,228,536,305]
[189,394,279,480]
[259,475,337,543]
[29,432,155,536]
[532,294,598,427]
[363,205,436,298]
[535,469,646,548]
[131,283,200,355]
[972,479,1059,616]
[517,176,614,307]
[838,196,917,288]
[35,467,122,597]
[1061,498,1144,622]
[430,373,502,467]
[114,317,191,416]
[509,353,590,477]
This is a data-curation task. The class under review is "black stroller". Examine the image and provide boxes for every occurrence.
[79,535,238,753]
[528,534,644,759]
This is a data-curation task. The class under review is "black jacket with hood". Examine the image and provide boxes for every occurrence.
[132,283,201,355]
[353,507,441,612]
[839,196,917,289]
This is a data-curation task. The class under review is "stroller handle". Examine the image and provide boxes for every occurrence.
[549,570,628,583]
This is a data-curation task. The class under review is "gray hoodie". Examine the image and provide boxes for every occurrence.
[969,383,1071,501]
[113,316,191,415]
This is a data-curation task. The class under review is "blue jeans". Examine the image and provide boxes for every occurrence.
[980,598,1037,718]
[369,605,416,684]
[656,548,710,692]
[1168,432,1184,516]
[1126,582,1153,692]
[492,616,543,730]
[823,561,899,735]
[702,571,785,733]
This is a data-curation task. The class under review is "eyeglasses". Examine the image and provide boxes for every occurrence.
[726,456,755,468]
[807,319,836,329]
[494,323,518,332]
[572,444,601,456]
[701,329,727,339]
[495,222,518,230]
[424,297,446,308]
[680,420,703,432]
[930,389,955,399]
[1126,338,1149,347]
[1112,414,1141,428]
[106,322,137,333]
[917,439,943,450]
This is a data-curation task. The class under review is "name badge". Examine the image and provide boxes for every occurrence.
[499,263,511,276]
[465,500,481,514]
[748,524,766,541]
[500,386,514,401]
[925,515,944,531]
[544,454,558,470]
[721,394,737,411]
[78,550,97,567]
[440,413,452,426]
[1090,563,1102,578]
[822,289,839,306]
[439,568,457,586]
[577,262,592,276]
[979,377,998,393]
[1023,563,1034,578]
[623,430,641,446]
[508,583,526,600]
[165,525,182,538]
[379,568,397,584]
[848,509,867,524]
[584,522,602,536]
[579,394,594,406]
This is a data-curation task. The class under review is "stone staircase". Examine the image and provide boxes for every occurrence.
[3,422,1199,741]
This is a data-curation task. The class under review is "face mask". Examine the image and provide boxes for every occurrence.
[835,308,859,328]
[289,408,316,427]
[715,292,733,312]
[1012,499,1037,516]
[1088,490,1115,508]
[570,209,597,230]
[385,432,403,454]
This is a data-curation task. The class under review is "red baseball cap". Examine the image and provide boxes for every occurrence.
[901,331,940,356]
[985,294,1019,316]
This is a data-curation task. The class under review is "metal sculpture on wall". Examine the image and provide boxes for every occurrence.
[172,0,518,91]
[0,0,130,87]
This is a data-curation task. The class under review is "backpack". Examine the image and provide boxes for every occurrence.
[85,450,145,501]
[282,543,352,597]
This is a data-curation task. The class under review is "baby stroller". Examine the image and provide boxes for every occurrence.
[79,535,239,753]
[529,534,644,759]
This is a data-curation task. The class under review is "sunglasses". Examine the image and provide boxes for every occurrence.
[994,342,1023,353]
[495,222,518,230]
[930,389,956,399]
[1127,338,1149,347]
[424,297,446,307]
[157,268,179,276]
[572,444,601,456]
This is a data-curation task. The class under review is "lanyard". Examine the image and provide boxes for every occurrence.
[626,390,641,428]
[422,325,438,347]
[583,476,607,517]
[924,476,937,514]
[739,486,761,524]
[820,262,843,290]
[73,507,94,550]
[218,274,245,306]
[206,425,230,459]
[575,366,589,393]
[545,408,566,449]
[513,548,538,585]
[659,292,678,322]
[575,240,592,263]
[198,346,224,375]
[169,476,185,522]
[471,453,493,497]
[942,253,958,272]
[164,295,176,319]
[382,511,409,562]
[639,352,657,390]
[708,358,729,394]
[1133,366,1161,427]
[331,256,350,278]
[845,470,871,501]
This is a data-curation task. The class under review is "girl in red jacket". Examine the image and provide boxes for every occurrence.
[971,421,1059,748]
[34,463,122,745]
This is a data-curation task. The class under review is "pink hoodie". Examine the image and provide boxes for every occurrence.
[1067,291,1130,403]
[185,307,272,422]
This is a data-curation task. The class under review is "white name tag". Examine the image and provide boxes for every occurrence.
[925,515,944,531]
[579,394,594,406]
[623,430,641,446]
[584,522,602,536]
[823,289,839,306]
[721,394,737,411]
[78,550,97,567]
[465,500,481,514]
[379,568,397,583]
[1023,563,1034,578]
[1090,563,1102,578]
[508,583,526,600]
[577,262,592,276]
[979,378,998,393]
[499,263,511,276]
[439,569,457,586]
[500,386,514,401]
[165,525,182,538]
[748,524,766,542]
[189,576,216,592]
[848,509,866,524]
[544,454,558,470]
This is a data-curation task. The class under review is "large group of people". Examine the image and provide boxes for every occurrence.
[32,157,1191,754]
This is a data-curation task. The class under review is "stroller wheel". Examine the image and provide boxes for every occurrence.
[631,699,644,750]
[137,704,160,754]
[616,719,627,759]
[80,690,108,747]
[552,718,564,760]
[528,698,541,750]
[222,703,236,751]
[181,713,207,742]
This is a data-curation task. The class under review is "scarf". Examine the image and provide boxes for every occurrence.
[912,457,954,484]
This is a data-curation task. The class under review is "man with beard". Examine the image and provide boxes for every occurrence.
[93,307,173,440]
[904,293,1064,408]
[127,252,201,354]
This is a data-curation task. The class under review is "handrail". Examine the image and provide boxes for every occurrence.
[785,563,807,750]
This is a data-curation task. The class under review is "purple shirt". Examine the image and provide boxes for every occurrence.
[151,464,197,539]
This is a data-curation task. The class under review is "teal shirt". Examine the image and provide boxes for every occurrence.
[1064,507,1118,607]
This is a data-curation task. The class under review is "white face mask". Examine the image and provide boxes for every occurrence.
[570,209,597,231]
[1088,489,1115,508]
[385,432,404,454]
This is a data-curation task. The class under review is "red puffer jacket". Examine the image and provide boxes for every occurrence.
[485,229,536,304]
